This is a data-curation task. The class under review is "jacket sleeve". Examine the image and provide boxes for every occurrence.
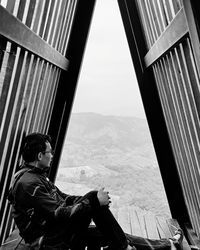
[55,191,100,221]
[18,180,100,222]
[54,184,82,205]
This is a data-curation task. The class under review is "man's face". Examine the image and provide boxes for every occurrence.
[38,142,53,169]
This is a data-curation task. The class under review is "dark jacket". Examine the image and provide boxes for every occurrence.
[8,165,99,244]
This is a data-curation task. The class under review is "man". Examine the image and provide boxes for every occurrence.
[8,133,183,250]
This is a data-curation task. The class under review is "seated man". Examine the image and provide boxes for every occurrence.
[8,132,183,250]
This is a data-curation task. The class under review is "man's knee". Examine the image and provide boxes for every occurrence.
[79,190,98,203]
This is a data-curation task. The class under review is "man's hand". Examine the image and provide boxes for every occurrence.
[97,187,111,206]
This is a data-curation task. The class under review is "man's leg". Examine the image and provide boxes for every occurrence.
[80,191,128,250]
[126,233,176,250]
[81,191,179,250]
[92,206,129,249]
[85,225,110,250]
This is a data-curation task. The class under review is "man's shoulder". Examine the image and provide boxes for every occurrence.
[17,169,41,187]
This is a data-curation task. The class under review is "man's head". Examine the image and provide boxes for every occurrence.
[22,133,53,169]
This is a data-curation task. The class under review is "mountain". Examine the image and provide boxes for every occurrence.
[60,112,158,168]
[65,112,152,148]
[56,112,171,218]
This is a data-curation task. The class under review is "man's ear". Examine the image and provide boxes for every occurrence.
[37,152,43,161]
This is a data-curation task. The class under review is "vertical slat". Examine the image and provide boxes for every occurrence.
[162,0,173,22]
[16,0,26,21]
[37,65,54,131]
[2,205,13,244]
[0,43,17,129]
[25,60,45,133]
[0,0,8,8]
[48,0,62,46]
[32,0,46,34]
[53,0,69,50]
[25,0,36,28]
[39,0,52,38]
[0,201,11,243]
[135,0,153,48]
[62,0,78,55]
[5,0,15,13]
[57,0,72,53]
[32,63,51,131]
[145,0,159,40]
[151,0,163,35]
[12,0,20,17]
[152,0,165,33]
[0,41,12,97]
[184,39,200,130]
[29,62,47,132]
[44,69,60,132]
[156,0,168,29]
[143,0,157,44]
[43,0,56,42]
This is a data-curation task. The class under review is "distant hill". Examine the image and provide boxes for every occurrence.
[56,112,171,218]
[60,112,158,168]
[66,112,152,148]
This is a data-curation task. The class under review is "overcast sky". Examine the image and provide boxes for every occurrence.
[71,0,146,119]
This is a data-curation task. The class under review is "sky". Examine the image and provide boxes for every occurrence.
[71,0,146,119]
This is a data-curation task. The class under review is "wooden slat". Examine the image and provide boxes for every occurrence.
[0,5,69,70]
[43,69,61,132]
[48,0,63,46]
[63,1,78,55]
[25,0,36,28]
[117,206,132,234]
[53,0,69,50]
[136,0,154,47]
[134,207,148,237]
[31,62,50,131]
[57,0,71,53]
[31,0,45,33]
[128,206,144,237]
[40,68,59,132]
[38,0,52,38]
[155,216,168,238]
[28,61,46,132]
[156,216,172,238]
[144,211,160,239]
[118,206,191,249]
[25,59,44,132]
[144,8,188,67]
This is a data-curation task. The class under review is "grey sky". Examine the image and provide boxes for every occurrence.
[71,0,146,118]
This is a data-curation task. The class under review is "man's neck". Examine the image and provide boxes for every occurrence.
[25,161,38,167]
[24,162,49,175]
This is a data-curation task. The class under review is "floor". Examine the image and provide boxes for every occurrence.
[111,205,191,249]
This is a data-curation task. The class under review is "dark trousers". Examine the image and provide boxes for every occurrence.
[42,191,171,250]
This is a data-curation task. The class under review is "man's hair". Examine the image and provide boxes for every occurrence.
[22,133,51,162]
